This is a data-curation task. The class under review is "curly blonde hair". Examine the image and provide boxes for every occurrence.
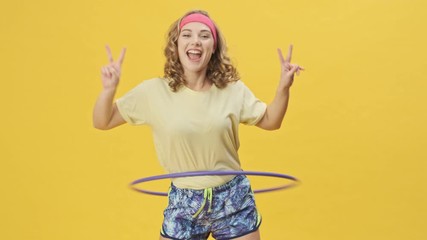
[163,10,239,92]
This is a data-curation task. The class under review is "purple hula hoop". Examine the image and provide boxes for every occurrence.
[129,170,300,196]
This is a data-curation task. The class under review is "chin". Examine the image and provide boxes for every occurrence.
[183,61,208,73]
[185,66,207,74]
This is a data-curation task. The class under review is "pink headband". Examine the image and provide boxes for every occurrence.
[179,13,217,48]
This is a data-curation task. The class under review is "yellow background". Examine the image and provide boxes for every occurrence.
[1,0,426,239]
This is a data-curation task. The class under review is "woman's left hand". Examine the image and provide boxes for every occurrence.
[277,45,304,90]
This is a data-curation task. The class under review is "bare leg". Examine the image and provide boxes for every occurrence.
[233,229,261,240]
[160,230,260,240]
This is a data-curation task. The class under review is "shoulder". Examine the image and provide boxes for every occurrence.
[224,79,243,90]
[131,77,169,91]
[139,77,168,87]
[224,80,251,93]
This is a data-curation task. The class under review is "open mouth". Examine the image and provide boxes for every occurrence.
[187,49,202,61]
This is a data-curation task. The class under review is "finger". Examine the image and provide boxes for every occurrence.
[101,67,111,77]
[289,64,300,75]
[290,63,305,72]
[118,47,127,65]
[101,66,109,75]
[277,48,285,64]
[285,44,293,63]
[105,45,114,63]
[109,66,119,76]
[110,63,120,72]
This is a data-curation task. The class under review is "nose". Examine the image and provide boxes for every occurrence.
[190,36,202,46]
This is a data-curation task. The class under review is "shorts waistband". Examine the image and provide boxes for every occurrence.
[170,174,246,193]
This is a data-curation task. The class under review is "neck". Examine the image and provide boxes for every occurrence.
[184,71,211,91]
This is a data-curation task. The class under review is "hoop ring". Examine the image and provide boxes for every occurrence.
[129,170,299,196]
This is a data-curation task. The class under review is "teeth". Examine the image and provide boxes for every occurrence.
[187,50,202,54]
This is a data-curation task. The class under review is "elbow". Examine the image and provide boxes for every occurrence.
[267,118,284,130]
[266,123,282,131]
[94,126,109,131]
[256,115,282,131]
[93,121,111,130]
[258,121,282,131]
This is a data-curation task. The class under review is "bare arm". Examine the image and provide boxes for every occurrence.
[93,89,125,130]
[256,45,303,130]
[93,46,127,130]
[256,88,291,130]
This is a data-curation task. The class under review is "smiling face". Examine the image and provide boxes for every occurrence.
[178,22,215,76]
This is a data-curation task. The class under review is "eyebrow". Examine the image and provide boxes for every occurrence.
[181,29,212,34]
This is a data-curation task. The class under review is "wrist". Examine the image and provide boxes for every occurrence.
[277,85,291,94]
[102,87,117,94]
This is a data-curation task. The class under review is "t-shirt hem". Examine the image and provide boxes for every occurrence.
[115,99,138,125]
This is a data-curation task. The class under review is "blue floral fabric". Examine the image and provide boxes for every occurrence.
[161,175,261,240]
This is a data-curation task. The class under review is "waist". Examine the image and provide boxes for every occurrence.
[171,174,248,192]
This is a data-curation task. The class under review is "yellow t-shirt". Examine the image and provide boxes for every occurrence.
[116,78,267,189]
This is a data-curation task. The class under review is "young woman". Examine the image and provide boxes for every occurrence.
[93,10,303,240]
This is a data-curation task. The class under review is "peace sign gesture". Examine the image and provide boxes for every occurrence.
[100,45,126,90]
[277,45,304,89]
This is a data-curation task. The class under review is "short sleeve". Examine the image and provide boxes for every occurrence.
[115,82,150,125]
[239,82,267,125]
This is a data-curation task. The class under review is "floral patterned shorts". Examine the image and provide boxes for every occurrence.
[161,175,262,240]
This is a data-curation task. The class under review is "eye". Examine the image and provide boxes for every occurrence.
[201,34,211,39]
[181,33,191,38]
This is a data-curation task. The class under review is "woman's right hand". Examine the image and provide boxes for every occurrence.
[101,45,126,90]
